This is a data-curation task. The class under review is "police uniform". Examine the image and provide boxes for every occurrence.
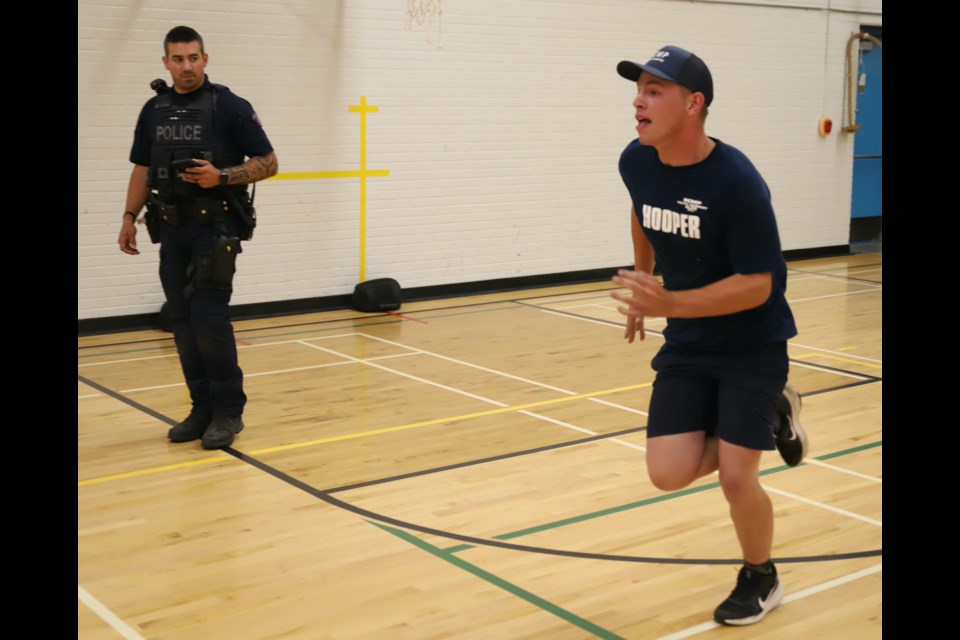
[130,75,273,421]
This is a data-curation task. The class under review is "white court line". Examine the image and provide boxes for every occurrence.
[609,437,646,452]
[804,458,882,484]
[517,410,600,436]
[655,563,882,640]
[552,300,618,311]
[304,338,646,455]
[77,393,102,399]
[808,267,883,277]
[539,309,640,331]
[789,360,872,381]
[575,300,670,326]
[788,270,883,284]
[763,485,881,527]
[359,330,651,415]
[300,342,510,407]
[357,333,579,395]
[515,410,647,453]
[788,341,882,364]
[78,351,180,367]
[555,302,624,312]
[784,273,837,283]
[589,398,649,417]
[541,310,877,381]
[78,584,145,640]
[783,562,882,602]
[77,333,360,368]
[792,267,882,277]
[118,352,416,394]
[547,282,881,313]
[789,287,881,304]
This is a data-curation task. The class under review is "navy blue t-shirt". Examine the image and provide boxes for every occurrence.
[618,138,797,352]
[129,76,273,166]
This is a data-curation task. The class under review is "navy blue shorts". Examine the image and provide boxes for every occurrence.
[647,342,789,451]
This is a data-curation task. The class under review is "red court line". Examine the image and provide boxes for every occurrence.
[385,311,429,324]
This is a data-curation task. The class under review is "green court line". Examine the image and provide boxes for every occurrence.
[816,440,882,460]
[77,304,523,360]
[443,440,882,554]
[371,522,625,640]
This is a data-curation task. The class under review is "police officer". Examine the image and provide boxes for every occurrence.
[118,26,278,450]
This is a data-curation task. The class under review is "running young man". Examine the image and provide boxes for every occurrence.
[612,45,807,626]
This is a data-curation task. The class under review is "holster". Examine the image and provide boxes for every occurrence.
[144,193,162,244]
[187,232,242,295]
[222,187,257,241]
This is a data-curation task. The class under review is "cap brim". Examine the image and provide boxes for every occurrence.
[616,60,677,84]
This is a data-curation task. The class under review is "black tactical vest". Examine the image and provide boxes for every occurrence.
[148,84,245,201]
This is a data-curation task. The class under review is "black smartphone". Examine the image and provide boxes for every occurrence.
[172,158,200,171]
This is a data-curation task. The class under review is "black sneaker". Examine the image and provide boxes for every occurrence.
[167,410,212,442]
[714,564,784,626]
[774,383,808,467]
[201,415,244,450]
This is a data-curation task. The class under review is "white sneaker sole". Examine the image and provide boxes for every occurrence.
[780,383,808,462]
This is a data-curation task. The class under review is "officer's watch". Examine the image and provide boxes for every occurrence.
[219,168,230,186]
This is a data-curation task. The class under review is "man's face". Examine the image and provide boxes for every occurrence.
[163,41,208,94]
[632,71,692,146]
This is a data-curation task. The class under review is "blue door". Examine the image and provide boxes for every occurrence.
[851,27,882,220]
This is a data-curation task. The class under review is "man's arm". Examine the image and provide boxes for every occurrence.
[611,269,772,319]
[622,207,656,343]
[224,151,278,185]
[181,151,279,188]
[118,164,150,255]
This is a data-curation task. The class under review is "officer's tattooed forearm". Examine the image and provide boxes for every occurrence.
[227,152,278,184]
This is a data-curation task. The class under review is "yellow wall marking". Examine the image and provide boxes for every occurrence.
[350,96,385,282]
[268,96,389,283]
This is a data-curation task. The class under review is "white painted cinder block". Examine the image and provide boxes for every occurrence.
[78,0,882,319]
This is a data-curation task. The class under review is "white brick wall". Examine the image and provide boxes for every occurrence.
[78,0,882,319]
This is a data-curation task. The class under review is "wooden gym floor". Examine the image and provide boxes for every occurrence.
[78,253,882,639]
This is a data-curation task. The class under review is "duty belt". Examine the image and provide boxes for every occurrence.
[157,197,230,226]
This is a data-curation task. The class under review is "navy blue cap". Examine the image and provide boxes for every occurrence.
[617,46,714,106]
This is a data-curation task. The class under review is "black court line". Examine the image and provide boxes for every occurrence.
[790,361,881,382]
[78,375,177,427]
[77,335,178,350]
[509,285,618,302]
[78,309,515,359]
[326,426,648,494]
[803,379,881,396]
[230,448,881,566]
[796,262,882,273]
[511,300,665,337]
[79,261,876,351]
[80,373,881,566]
[514,301,882,382]
[324,381,879,495]
[78,286,622,350]
[787,266,883,286]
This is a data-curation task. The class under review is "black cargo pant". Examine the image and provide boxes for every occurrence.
[158,214,245,417]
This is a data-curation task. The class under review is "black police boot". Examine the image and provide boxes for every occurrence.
[167,410,212,443]
[201,415,245,450]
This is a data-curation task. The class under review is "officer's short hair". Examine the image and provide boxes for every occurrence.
[164,26,204,56]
